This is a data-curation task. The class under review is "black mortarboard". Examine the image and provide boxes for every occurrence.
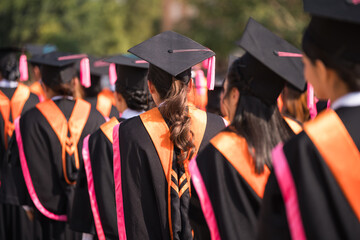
[25,44,57,56]
[103,54,149,91]
[302,0,360,62]
[73,56,110,93]
[303,0,360,24]
[75,56,109,77]
[128,31,216,89]
[29,51,79,87]
[236,18,305,105]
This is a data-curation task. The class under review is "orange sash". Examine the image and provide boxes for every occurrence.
[36,99,91,185]
[96,91,113,117]
[100,88,116,105]
[210,131,271,198]
[100,117,119,144]
[30,81,46,101]
[304,110,360,221]
[140,105,207,240]
[0,83,30,149]
[283,116,303,134]
[139,105,207,183]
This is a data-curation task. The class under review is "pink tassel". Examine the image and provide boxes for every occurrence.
[19,54,28,81]
[307,83,317,119]
[327,99,331,109]
[350,0,360,5]
[80,58,91,88]
[202,58,209,70]
[109,63,117,85]
[195,70,206,96]
[206,56,215,90]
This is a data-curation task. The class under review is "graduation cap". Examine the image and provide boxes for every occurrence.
[302,0,360,62]
[128,31,216,90]
[25,44,57,56]
[236,18,305,106]
[303,0,360,24]
[29,52,91,87]
[103,54,149,91]
[29,52,81,87]
[74,56,112,97]
[0,47,29,82]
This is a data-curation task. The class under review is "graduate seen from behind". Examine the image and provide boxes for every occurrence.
[112,31,226,240]
[76,56,119,119]
[258,1,360,239]
[0,47,39,240]
[70,55,152,240]
[188,18,306,240]
[2,51,105,240]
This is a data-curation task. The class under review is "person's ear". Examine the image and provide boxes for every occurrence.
[231,87,240,104]
[148,80,155,94]
[72,77,84,99]
[115,92,123,103]
[187,78,194,93]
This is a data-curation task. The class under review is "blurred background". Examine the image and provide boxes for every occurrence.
[0,0,309,75]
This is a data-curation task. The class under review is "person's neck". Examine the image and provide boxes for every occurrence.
[330,87,349,103]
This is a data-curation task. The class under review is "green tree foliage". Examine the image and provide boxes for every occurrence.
[1,0,308,64]
[176,0,309,69]
[0,0,161,56]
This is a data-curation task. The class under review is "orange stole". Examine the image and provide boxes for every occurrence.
[210,131,271,198]
[36,99,91,185]
[139,106,207,240]
[304,109,360,221]
[30,81,46,101]
[139,106,207,183]
[0,83,30,149]
[283,116,303,134]
[100,117,119,144]
[96,90,114,117]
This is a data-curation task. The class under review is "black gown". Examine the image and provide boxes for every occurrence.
[115,107,225,240]
[1,98,105,240]
[70,117,125,240]
[188,129,272,240]
[0,85,39,240]
[85,96,119,119]
[258,106,360,240]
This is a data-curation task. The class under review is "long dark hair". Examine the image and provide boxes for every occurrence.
[148,64,195,164]
[225,57,294,173]
[302,17,360,91]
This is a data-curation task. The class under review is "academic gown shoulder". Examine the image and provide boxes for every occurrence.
[0,87,39,172]
[189,128,270,240]
[0,87,39,240]
[1,99,105,240]
[70,117,125,239]
[85,96,119,119]
[258,106,360,240]
[117,111,225,240]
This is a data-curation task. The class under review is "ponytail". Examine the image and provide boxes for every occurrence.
[148,64,195,164]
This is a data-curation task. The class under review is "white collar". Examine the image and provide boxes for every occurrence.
[121,108,144,119]
[51,96,74,101]
[331,92,360,110]
[0,79,18,88]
